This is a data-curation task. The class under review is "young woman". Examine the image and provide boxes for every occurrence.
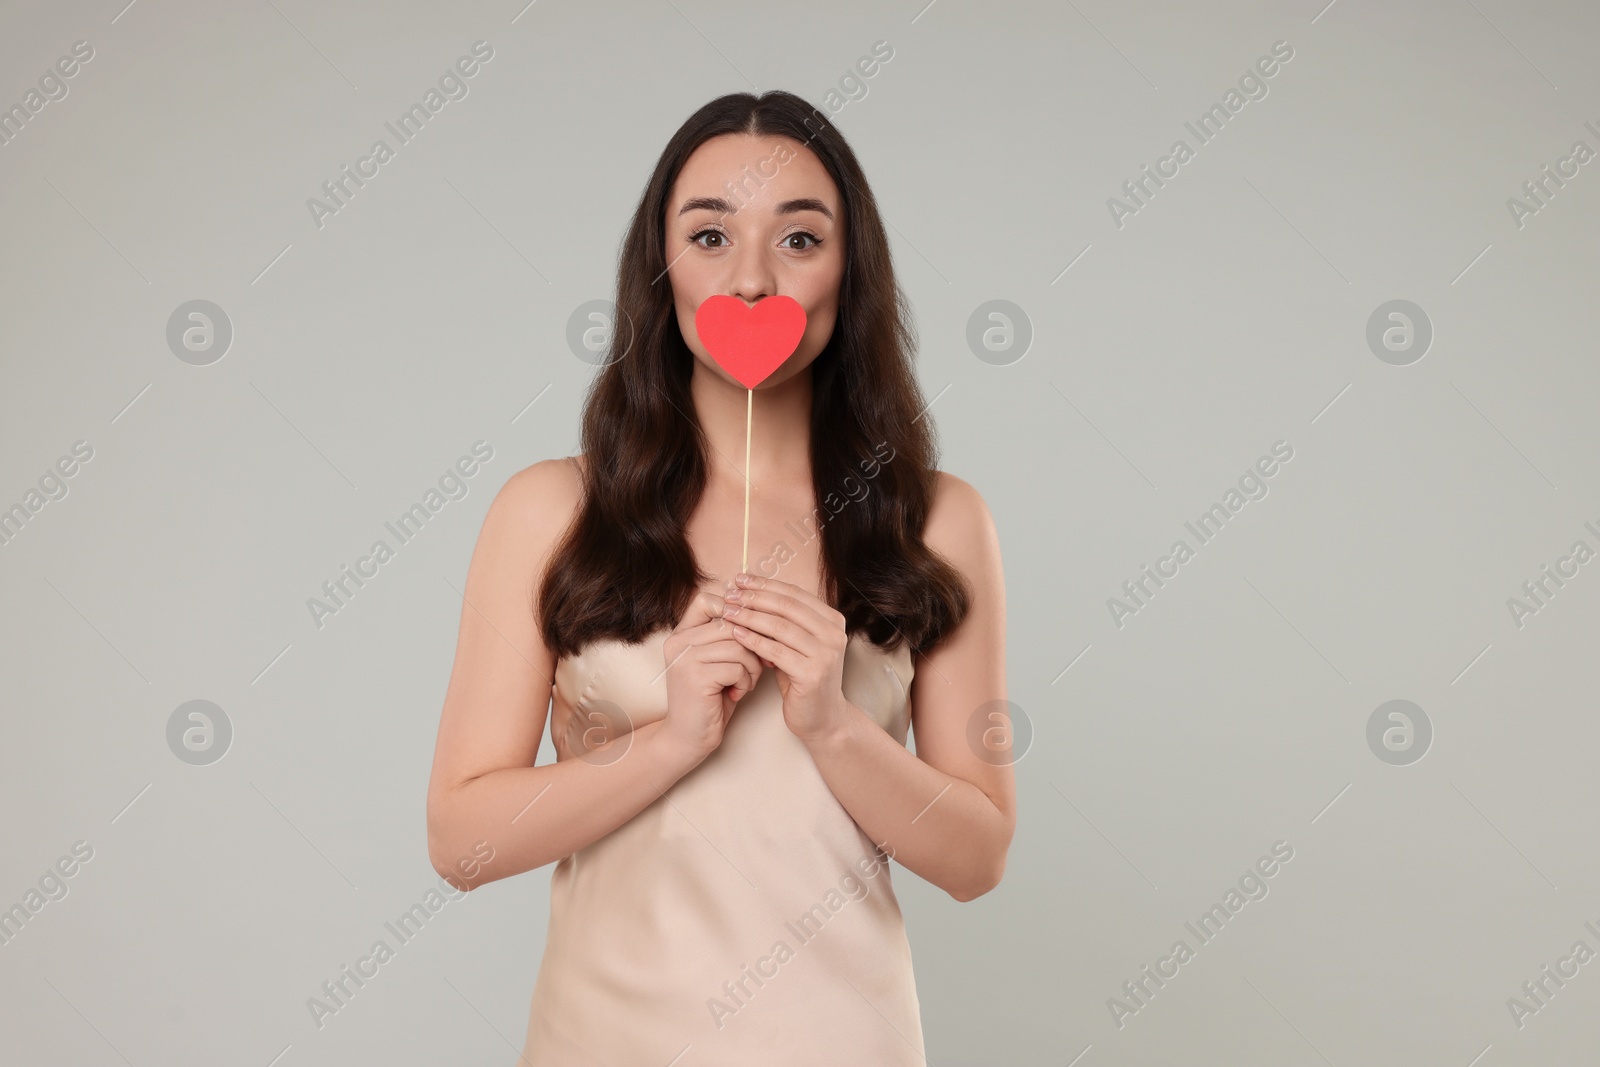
[425,89,1014,1065]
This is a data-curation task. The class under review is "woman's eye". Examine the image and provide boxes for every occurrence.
[688,229,820,250]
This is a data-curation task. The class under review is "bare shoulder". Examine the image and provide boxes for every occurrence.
[923,470,1000,566]
[476,456,586,593]
[490,454,583,529]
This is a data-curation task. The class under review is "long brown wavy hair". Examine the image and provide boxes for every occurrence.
[538,90,969,660]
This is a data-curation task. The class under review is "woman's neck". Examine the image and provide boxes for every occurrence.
[689,363,814,490]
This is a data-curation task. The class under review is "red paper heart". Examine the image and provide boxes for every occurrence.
[693,295,808,389]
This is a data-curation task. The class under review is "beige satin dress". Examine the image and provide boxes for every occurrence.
[519,625,927,1065]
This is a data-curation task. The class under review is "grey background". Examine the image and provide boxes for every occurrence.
[2,0,1598,1064]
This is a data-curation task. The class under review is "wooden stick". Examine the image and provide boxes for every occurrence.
[741,387,752,573]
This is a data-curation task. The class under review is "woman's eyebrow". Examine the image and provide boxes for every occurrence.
[676,195,834,220]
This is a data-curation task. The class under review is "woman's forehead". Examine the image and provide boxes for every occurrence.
[671,134,839,215]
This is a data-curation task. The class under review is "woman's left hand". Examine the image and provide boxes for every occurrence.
[721,573,850,745]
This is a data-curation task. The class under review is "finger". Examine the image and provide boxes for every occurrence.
[721,603,819,659]
[686,638,764,688]
[677,614,743,645]
[673,589,730,633]
[691,636,763,671]
[667,612,757,664]
[736,574,841,622]
[705,660,748,690]
[705,658,760,699]
[728,653,762,697]
[736,574,812,599]
[663,626,750,686]
[726,660,759,700]
[729,622,804,677]
[728,582,833,639]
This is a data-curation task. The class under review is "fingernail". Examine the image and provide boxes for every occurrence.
[735,573,754,586]
[725,590,742,604]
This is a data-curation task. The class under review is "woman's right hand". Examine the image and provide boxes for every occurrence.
[659,589,764,762]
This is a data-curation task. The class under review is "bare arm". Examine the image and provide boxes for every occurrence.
[425,458,704,891]
[799,472,1015,901]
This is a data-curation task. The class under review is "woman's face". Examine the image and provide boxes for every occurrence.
[665,132,845,389]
